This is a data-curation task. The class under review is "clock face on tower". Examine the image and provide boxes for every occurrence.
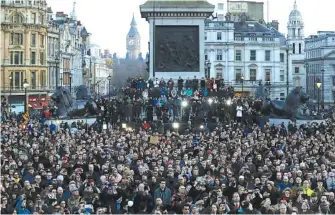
[128,39,134,45]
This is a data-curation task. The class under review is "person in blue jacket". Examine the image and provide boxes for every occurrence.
[15,196,31,214]
[153,180,172,209]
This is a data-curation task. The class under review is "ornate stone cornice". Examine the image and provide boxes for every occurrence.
[143,12,212,18]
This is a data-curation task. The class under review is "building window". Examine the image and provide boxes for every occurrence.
[31,71,36,89]
[12,14,23,24]
[218,3,224,10]
[40,35,45,47]
[216,69,222,79]
[11,71,25,89]
[295,67,299,73]
[293,43,295,54]
[217,32,222,40]
[235,50,242,61]
[299,43,302,54]
[292,28,295,37]
[218,14,224,21]
[39,13,44,25]
[31,34,36,47]
[280,70,285,81]
[298,28,301,37]
[11,33,23,45]
[249,69,257,81]
[265,50,271,61]
[280,93,285,99]
[280,53,284,62]
[14,71,20,88]
[40,70,46,87]
[295,78,300,86]
[31,52,36,65]
[235,69,242,81]
[265,69,271,82]
[250,50,256,61]
[31,12,36,24]
[205,32,207,40]
[216,49,222,61]
[10,51,23,65]
[40,52,44,65]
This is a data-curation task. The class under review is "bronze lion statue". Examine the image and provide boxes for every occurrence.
[51,87,101,119]
[261,87,320,120]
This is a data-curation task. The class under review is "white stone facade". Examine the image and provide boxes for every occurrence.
[205,20,293,99]
[305,31,335,104]
[286,0,306,91]
[47,20,60,90]
[84,44,113,95]
[47,4,89,94]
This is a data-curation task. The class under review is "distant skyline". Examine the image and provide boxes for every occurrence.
[47,0,335,57]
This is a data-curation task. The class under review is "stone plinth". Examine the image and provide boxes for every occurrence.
[140,0,214,80]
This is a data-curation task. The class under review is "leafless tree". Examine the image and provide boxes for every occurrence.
[111,59,148,88]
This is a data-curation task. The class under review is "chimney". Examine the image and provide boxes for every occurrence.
[271,20,279,30]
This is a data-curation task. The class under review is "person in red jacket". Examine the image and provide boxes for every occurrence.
[142,121,150,130]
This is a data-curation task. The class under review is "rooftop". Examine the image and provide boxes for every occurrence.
[140,0,214,9]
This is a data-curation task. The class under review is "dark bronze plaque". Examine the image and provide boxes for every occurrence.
[154,26,199,72]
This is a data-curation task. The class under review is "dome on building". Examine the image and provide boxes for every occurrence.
[289,0,302,20]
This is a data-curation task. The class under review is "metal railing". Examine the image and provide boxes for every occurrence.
[0,85,75,92]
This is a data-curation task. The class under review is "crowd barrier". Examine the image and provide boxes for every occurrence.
[43,117,327,132]
[269,118,326,128]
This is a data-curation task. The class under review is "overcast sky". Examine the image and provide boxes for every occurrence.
[47,0,335,57]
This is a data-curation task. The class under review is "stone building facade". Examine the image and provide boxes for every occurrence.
[286,0,306,90]
[305,31,335,105]
[1,0,49,111]
[204,17,292,99]
[126,14,141,60]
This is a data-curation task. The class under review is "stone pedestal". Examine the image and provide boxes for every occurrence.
[140,0,214,80]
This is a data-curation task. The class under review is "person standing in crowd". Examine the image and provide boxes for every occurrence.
[236,100,243,122]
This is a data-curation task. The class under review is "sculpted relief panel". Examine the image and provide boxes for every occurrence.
[154,26,200,72]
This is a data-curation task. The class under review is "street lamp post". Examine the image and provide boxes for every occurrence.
[205,60,211,79]
[241,75,245,97]
[69,73,72,93]
[9,75,12,112]
[23,79,29,112]
[107,75,112,101]
[316,80,322,112]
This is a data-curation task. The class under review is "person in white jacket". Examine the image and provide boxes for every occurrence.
[154,78,159,88]
[236,104,243,122]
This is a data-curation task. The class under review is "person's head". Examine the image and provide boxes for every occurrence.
[160,180,166,190]
[179,186,186,194]
[1,197,8,205]
[283,176,289,184]
[302,180,310,188]
[57,187,63,195]
[156,198,162,206]
[211,204,218,213]
[138,183,145,192]
[232,192,240,203]
[279,203,287,214]
[276,172,282,180]
[47,172,53,179]
[328,192,335,201]
[183,204,190,214]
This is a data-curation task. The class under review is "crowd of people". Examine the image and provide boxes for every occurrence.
[2,77,335,215]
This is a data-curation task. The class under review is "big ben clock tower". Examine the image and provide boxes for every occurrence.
[126,14,141,60]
